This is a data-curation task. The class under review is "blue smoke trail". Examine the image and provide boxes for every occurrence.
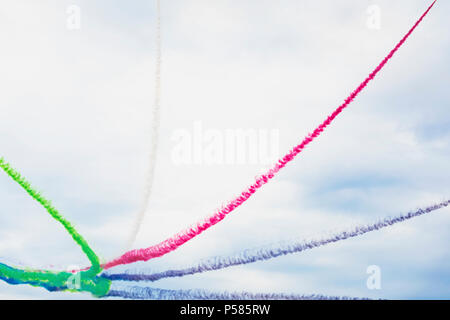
[106,285,371,300]
[104,200,449,282]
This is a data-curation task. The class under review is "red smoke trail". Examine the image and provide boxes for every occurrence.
[100,1,436,270]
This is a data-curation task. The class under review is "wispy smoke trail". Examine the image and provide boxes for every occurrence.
[101,1,437,270]
[0,157,101,277]
[106,285,370,300]
[125,0,162,251]
[104,199,450,282]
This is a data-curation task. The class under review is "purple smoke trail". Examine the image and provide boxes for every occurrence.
[104,199,449,282]
[106,285,371,300]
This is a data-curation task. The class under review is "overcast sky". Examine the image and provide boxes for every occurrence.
[0,0,449,299]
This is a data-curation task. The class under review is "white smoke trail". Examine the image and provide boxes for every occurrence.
[125,0,162,251]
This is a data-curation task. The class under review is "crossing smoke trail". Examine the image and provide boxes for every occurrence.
[0,158,102,277]
[125,0,162,251]
[104,199,450,282]
[100,1,437,270]
[0,262,111,297]
[106,285,371,300]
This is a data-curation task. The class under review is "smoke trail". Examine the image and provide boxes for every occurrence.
[0,157,101,277]
[104,199,450,282]
[0,261,111,297]
[100,1,437,270]
[125,0,162,251]
[106,285,370,300]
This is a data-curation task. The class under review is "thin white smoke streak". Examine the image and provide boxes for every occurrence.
[125,0,162,251]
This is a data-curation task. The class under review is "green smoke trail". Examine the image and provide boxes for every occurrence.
[0,262,111,297]
[0,157,101,277]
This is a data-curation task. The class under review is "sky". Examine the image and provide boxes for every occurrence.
[0,0,449,299]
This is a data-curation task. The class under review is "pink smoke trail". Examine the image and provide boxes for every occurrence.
[100,1,436,270]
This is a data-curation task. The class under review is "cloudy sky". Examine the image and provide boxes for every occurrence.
[0,0,449,299]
